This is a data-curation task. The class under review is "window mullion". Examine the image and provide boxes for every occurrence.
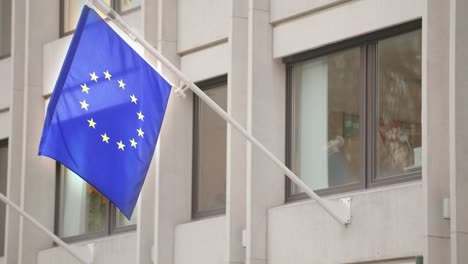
[366,42,378,187]
[360,45,368,190]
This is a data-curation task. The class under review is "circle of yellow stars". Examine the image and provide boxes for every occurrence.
[79,70,145,151]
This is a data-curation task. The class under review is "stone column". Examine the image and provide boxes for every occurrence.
[423,0,451,263]
[245,1,285,263]
[449,0,468,262]
[4,0,26,262]
[225,0,248,263]
[3,0,59,263]
[152,0,193,264]
[16,0,58,263]
[135,1,159,263]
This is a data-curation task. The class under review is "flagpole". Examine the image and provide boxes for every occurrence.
[86,0,351,225]
[0,193,93,264]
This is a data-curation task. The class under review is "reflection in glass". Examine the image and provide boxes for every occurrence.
[119,0,141,12]
[0,0,11,58]
[62,0,111,34]
[115,208,137,228]
[195,85,227,214]
[376,30,422,178]
[58,167,108,237]
[290,47,361,195]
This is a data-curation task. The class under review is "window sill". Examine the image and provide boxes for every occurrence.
[0,54,10,61]
[60,228,136,245]
[191,210,226,222]
[40,231,137,262]
[284,179,422,206]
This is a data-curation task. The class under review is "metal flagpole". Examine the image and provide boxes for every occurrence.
[0,193,93,264]
[86,0,351,225]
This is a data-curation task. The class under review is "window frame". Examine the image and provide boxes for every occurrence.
[284,20,422,202]
[191,75,228,219]
[0,139,7,257]
[59,0,142,37]
[0,0,12,60]
[54,164,136,243]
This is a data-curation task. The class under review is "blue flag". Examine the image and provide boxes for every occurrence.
[38,5,171,219]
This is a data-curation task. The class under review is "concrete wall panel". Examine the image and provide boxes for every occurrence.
[273,0,423,58]
[177,0,229,53]
[180,42,228,82]
[42,36,71,96]
[0,58,12,110]
[268,183,424,264]
[270,0,349,24]
[174,216,225,264]
[37,233,137,264]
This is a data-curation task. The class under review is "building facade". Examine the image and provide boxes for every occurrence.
[0,0,467,263]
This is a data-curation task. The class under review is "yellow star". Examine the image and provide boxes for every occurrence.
[81,84,90,94]
[87,118,97,128]
[118,79,126,89]
[101,133,110,143]
[90,72,99,82]
[129,138,137,148]
[137,111,144,121]
[137,128,144,138]
[80,100,89,110]
[104,70,112,80]
[117,140,125,151]
[130,94,138,104]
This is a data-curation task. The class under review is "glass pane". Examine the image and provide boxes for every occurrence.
[290,47,361,195]
[62,0,111,34]
[0,0,11,58]
[119,0,141,12]
[115,207,137,228]
[376,30,422,178]
[58,166,108,238]
[195,85,227,214]
[0,141,7,257]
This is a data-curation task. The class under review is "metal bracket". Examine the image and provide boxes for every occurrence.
[174,83,189,98]
[323,197,352,225]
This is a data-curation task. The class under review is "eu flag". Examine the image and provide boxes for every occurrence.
[38,5,171,218]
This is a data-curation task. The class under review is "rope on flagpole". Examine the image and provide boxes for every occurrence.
[0,193,93,264]
[86,0,351,225]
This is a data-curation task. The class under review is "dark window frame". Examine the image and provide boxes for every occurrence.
[284,20,422,202]
[0,0,12,60]
[192,75,228,219]
[59,0,142,38]
[0,139,7,257]
[54,164,136,243]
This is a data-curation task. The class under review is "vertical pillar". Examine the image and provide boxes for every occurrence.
[135,1,158,263]
[246,1,285,263]
[449,0,468,262]
[4,0,58,263]
[16,0,58,263]
[225,0,248,263]
[152,1,193,264]
[423,0,451,263]
[4,0,26,262]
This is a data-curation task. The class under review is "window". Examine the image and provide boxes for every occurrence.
[0,0,11,59]
[117,0,142,13]
[285,21,422,199]
[0,140,7,257]
[60,0,141,37]
[56,165,137,242]
[192,76,227,219]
